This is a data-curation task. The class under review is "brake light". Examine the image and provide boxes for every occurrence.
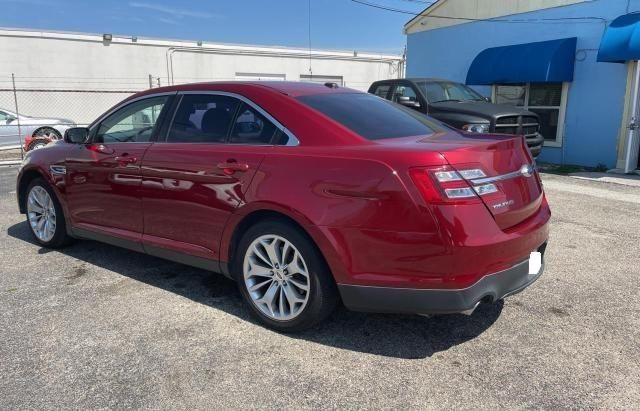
[410,166,498,204]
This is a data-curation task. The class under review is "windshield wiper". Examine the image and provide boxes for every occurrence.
[431,99,461,103]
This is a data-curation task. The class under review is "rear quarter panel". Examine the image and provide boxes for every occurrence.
[220,146,445,285]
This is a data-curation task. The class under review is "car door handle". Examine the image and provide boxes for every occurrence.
[217,161,249,175]
[93,144,114,155]
[115,155,137,165]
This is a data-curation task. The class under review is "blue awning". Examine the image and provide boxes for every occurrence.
[466,38,577,85]
[598,13,640,63]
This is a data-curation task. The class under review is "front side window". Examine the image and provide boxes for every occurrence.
[96,96,168,143]
[0,111,9,122]
[167,94,240,143]
[494,83,566,145]
[372,84,391,99]
[297,93,437,140]
[229,104,278,145]
[392,85,418,103]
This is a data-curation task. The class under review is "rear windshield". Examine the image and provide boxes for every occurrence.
[297,93,438,140]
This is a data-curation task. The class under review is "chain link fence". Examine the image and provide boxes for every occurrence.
[0,74,163,161]
[0,73,392,163]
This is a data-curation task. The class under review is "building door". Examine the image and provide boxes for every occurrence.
[624,62,640,173]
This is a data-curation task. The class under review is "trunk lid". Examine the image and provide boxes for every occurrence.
[436,134,543,229]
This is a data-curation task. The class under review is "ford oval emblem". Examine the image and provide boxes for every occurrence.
[520,164,534,178]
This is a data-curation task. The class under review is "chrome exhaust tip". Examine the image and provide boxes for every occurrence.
[460,302,481,316]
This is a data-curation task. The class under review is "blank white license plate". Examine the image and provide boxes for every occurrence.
[528,251,542,275]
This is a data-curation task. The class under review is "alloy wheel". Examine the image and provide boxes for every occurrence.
[243,234,311,321]
[27,186,56,242]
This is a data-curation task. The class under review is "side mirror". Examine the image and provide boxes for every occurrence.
[64,127,89,144]
[484,96,491,103]
[6,115,17,123]
[397,96,421,109]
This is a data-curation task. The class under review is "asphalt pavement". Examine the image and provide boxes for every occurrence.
[1,165,638,409]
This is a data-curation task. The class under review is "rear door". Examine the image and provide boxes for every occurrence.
[140,92,279,262]
[65,95,172,241]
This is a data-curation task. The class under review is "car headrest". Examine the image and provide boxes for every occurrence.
[201,108,232,137]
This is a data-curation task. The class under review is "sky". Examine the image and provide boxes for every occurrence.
[0,0,430,54]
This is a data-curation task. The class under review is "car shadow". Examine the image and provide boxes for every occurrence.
[7,221,503,359]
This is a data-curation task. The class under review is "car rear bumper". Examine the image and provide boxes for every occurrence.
[338,243,546,315]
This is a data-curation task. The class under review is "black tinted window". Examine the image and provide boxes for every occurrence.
[229,104,278,145]
[372,84,391,99]
[297,93,436,140]
[168,94,240,143]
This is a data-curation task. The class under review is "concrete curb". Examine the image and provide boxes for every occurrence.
[568,172,640,188]
[0,160,21,166]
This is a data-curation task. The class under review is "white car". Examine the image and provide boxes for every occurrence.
[0,108,75,150]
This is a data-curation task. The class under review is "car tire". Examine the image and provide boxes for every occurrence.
[25,178,72,248]
[27,137,52,151]
[235,220,338,332]
[33,127,62,140]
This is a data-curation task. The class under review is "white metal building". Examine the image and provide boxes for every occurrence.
[0,27,404,125]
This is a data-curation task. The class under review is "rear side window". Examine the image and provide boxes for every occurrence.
[297,93,436,140]
[168,94,240,143]
[229,103,278,145]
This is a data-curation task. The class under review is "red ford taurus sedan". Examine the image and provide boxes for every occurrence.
[16,81,550,332]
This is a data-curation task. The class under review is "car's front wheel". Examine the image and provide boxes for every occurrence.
[25,178,71,248]
[235,220,338,332]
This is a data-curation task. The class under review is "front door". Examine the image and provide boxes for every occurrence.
[65,95,171,241]
[140,93,276,262]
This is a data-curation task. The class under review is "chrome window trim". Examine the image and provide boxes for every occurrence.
[172,90,300,146]
[469,164,536,186]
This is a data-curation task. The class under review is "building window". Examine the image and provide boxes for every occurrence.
[493,83,569,147]
[300,75,343,86]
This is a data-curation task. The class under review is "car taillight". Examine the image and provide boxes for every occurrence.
[410,166,498,204]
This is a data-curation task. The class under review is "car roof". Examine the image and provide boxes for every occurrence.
[134,81,359,98]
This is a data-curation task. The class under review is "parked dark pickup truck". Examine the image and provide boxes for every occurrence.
[369,78,544,156]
